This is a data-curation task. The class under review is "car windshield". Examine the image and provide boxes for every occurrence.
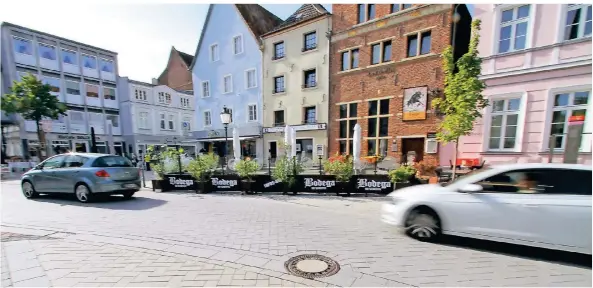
[441,167,492,187]
[93,156,133,168]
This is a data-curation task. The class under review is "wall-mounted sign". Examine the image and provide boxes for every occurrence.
[263,123,327,133]
[368,67,394,78]
[426,132,437,139]
[57,135,91,140]
[316,144,324,156]
[403,86,428,121]
[207,131,220,137]
[355,176,392,193]
[211,177,239,190]
[303,177,336,191]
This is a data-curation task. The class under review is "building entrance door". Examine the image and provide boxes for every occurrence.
[401,138,424,163]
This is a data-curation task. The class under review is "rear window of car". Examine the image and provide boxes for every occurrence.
[92,156,133,168]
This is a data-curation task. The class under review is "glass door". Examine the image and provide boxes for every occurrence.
[73,141,88,153]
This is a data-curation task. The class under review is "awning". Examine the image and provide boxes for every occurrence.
[181,136,258,143]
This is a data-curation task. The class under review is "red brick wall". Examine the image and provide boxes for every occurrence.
[329,4,453,166]
[158,51,193,91]
[332,4,423,33]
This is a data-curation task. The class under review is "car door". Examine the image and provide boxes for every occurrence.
[526,168,592,253]
[56,155,90,193]
[34,155,67,193]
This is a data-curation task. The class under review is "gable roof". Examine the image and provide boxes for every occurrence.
[157,46,194,82]
[262,4,330,38]
[188,4,283,70]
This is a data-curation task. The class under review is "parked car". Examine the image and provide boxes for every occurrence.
[21,153,141,203]
[382,163,592,255]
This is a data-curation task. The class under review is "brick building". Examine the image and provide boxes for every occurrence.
[157,46,194,92]
[329,4,471,165]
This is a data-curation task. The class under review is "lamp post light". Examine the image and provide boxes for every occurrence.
[220,106,232,175]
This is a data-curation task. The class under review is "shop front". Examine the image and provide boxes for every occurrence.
[191,125,263,161]
[263,123,328,165]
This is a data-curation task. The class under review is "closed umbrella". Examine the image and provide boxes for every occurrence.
[232,127,241,161]
[284,125,291,156]
[291,127,297,158]
[353,123,361,172]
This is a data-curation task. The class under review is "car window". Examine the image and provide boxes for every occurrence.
[476,169,549,194]
[92,156,133,168]
[63,155,89,168]
[41,155,66,170]
[537,169,592,196]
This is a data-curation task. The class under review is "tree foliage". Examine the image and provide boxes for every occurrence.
[432,19,488,143]
[1,73,67,122]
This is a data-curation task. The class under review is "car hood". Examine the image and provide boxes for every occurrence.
[387,184,448,198]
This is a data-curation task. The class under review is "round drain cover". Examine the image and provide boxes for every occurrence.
[284,254,340,279]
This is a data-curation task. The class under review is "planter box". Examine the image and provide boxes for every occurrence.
[151,179,162,191]
[394,182,414,190]
[241,180,256,195]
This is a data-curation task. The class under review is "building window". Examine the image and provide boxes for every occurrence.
[303,69,317,88]
[65,81,80,95]
[367,99,390,156]
[273,75,285,94]
[550,90,590,149]
[210,44,219,62]
[62,49,77,65]
[565,4,592,41]
[367,4,376,20]
[160,113,166,129]
[233,35,243,55]
[38,43,56,60]
[498,5,530,54]
[304,106,316,124]
[158,92,171,104]
[42,77,60,93]
[168,114,175,130]
[338,103,358,155]
[371,40,392,65]
[407,31,431,57]
[391,4,412,13]
[70,111,85,123]
[245,69,256,89]
[201,81,210,97]
[223,75,233,93]
[100,59,114,73]
[134,89,147,101]
[273,42,285,60]
[13,37,32,55]
[403,4,413,9]
[341,48,359,71]
[86,84,99,98]
[82,54,97,69]
[204,111,212,127]
[138,112,149,129]
[103,87,116,100]
[274,110,285,126]
[180,97,190,108]
[248,104,257,122]
[488,97,521,150]
[303,31,317,52]
[106,115,119,129]
[357,4,366,23]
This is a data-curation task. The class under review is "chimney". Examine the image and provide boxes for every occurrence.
[151,78,158,85]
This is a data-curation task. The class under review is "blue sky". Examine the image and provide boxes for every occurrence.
[0,4,471,83]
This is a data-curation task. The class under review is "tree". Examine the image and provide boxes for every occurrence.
[431,19,488,179]
[1,73,67,161]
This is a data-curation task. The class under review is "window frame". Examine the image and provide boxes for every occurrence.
[203,110,212,127]
[103,87,116,101]
[38,43,57,61]
[273,41,285,60]
[486,97,522,151]
[273,75,286,94]
[65,80,81,95]
[370,40,392,65]
[245,68,257,89]
[85,83,99,98]
[100,58,114,73]
[159,113,166,130]
[357,4,377,24]
[232,34,244,55]
[61,48,78,66]
[138,111,149,129]
[496,4,532,54]
[168,114,175,131]
[366,99,391,156]
[563,4,592,41]
[209,43,220,62]
[222,74,233,94]
[42,76,61,94]
[303,106,316,124]
[273,110,285,126]
[12,36,33,56]
[247,104,258,122]
[407,30,432,58]
[340,48,360,71]
[303,31,318,52]
[481,92,528,153]
[81,53,97,70]
[201,81,210,98]
[337,102,359,155]
[302,68,317,89]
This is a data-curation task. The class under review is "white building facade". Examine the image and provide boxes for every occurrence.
[117,77,198,157]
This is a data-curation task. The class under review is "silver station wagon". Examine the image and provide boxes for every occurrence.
[21,153,141,203]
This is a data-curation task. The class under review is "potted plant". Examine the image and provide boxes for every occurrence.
[187,153,219,194]
[272,154,303,195]
[413,161,438,184]
[388,164,417,190]
[235,157,259,195]
[323,153,354,196]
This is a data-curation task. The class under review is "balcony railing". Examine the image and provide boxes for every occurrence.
[273,87,285,94]
[302,81,317,89]
[272,54,285,60]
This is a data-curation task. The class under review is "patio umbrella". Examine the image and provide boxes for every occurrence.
[353,123,361,172]
[291,127,297,158]
[284,125,291,156]
[232,127,240,161]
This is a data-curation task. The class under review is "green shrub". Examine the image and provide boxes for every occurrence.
[235,158,259,180]
[388,164,417,183]
[187,153,219,181]
[323,154,354,182]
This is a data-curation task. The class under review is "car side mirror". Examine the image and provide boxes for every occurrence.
[459,183,483,193]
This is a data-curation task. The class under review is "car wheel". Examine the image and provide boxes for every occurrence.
[75,184,93,203]
[22,181,39,199]
[122,191,135,199]
[404,207,441,241]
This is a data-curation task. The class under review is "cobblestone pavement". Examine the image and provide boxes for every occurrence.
[1,180,591,287]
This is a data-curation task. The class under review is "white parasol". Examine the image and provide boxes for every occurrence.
[290,126,297,158]
[284,125,291,156]
[353,123,361,171]
[232,127,240,161]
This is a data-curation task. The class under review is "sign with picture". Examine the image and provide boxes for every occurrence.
[316,144,324,156]
[403,86,428,121]
[353,175,393,194]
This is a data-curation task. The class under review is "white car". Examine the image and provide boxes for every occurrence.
[382,163,592,255]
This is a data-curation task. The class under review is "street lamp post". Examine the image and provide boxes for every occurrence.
[220,106,232,175]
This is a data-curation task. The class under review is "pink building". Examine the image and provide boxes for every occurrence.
[458,4,592,165]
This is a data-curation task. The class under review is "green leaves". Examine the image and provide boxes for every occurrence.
[388,164,417,183]
[187,153,219,181]
[272,155,303,186]
[235,158,259,180]
[431,19,488,144]
[1,73,67,122]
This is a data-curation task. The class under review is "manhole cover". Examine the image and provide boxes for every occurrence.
[284,254,340,279]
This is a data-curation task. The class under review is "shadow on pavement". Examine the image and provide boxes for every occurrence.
[183,191,393,203]
[31,193,168,210]
[440,235,592,269]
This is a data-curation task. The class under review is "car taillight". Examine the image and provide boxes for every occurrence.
[95,170,110,178]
